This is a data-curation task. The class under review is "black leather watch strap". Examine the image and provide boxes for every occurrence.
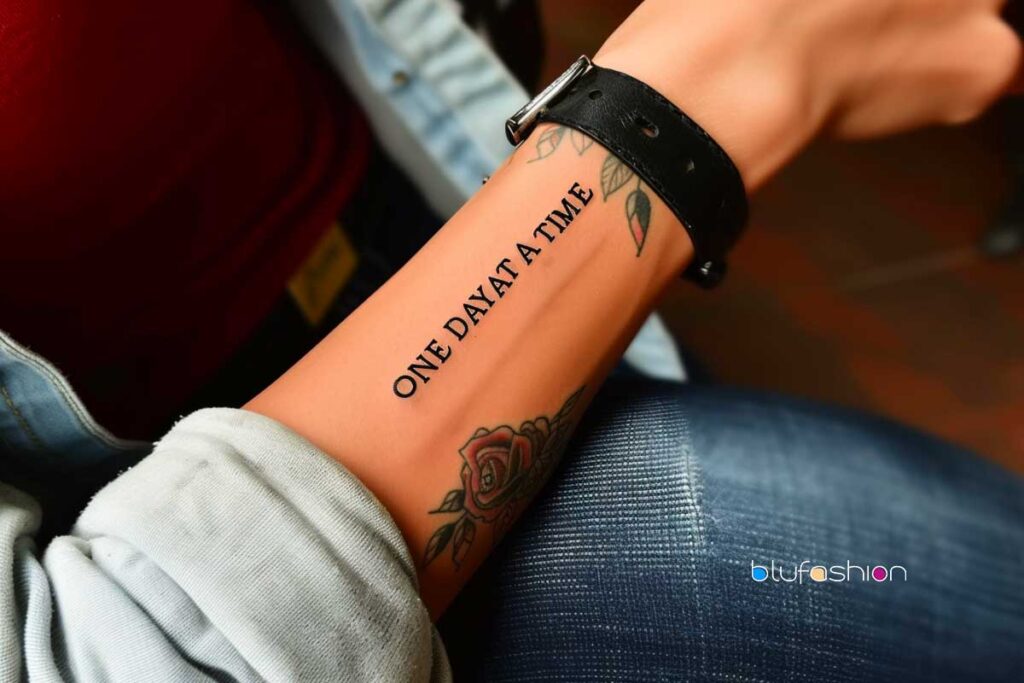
[521,60,749,287]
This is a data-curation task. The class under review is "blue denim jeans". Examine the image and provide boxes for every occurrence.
[440,381,1024,682]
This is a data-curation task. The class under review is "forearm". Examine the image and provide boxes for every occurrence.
[246,120,695,614]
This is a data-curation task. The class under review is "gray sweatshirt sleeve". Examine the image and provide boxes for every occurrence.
[1,408,450,682]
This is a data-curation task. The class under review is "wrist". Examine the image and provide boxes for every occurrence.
[594,9,831,190]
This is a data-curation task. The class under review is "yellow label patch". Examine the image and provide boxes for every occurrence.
[288,222,358,326]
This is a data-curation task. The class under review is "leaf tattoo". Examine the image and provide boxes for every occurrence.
[430,488,464,514]
[528,126,567,162]
[451,517,476,568]
[625,188,652,255]
[600,155,634,199]
[421,387,585,570]
[523,126,656,256]
[570,129,594,155]
[423,522,456,566]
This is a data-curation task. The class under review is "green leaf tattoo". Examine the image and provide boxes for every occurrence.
[570,129,594,155]
[528,126,567,162]
[625,187,652,255]
[600,155,634,199]
[430,488,464,514]
[451,517,476,568]
[421,387,585,570]
[525,126,656,255]
[423,522,456,566]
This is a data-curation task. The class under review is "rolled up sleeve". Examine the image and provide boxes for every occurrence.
[2,408,448,682]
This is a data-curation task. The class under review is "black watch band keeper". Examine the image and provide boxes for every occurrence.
[505,56,749,288]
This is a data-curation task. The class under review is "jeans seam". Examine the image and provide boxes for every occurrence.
[1,382,46,452]
[0,331,148,452]
[678,409,710,678]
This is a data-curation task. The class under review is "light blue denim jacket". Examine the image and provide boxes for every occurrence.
[290,0,685,380]
[1,1,679,679]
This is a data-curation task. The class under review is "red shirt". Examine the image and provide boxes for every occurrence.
[0,1,368,436]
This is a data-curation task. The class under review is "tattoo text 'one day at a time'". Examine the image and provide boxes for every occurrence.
[392,181,594,398]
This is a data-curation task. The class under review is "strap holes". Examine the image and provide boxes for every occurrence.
[634,115,659,138]
[684,159,696,173]
[588,89,603,100]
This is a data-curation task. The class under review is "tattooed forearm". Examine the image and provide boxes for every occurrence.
[530,125,653,255]
[391,127,648,400]
[422,387,585,569]
[392,181,594,399]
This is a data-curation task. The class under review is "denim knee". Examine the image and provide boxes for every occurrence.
[441,381,1024,682]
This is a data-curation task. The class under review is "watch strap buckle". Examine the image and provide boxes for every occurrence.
[505,55,592,146]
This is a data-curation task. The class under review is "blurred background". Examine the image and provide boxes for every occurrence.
[2,0,1020,474]
[540,0,1024,473]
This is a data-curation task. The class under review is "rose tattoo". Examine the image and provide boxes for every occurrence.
[422,387,584,569]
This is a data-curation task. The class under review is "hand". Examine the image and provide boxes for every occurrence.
[594,0,1022,189]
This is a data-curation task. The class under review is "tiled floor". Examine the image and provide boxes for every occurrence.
[540,1,1024,472]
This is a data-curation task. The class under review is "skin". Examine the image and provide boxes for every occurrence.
[596,0,1022,188]
[246,0,1021,616]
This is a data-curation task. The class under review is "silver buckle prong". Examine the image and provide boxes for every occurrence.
[505,55,592,146]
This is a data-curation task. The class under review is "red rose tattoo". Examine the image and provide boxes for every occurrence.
[422,388,584,569]
[460,426,536,522]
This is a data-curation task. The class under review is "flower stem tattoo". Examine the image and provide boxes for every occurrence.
[422,387,585,569]
[528,125,652,254]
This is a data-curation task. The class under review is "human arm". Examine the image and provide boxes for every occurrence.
[246,0,1022,615]
[4,1,1019,679]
